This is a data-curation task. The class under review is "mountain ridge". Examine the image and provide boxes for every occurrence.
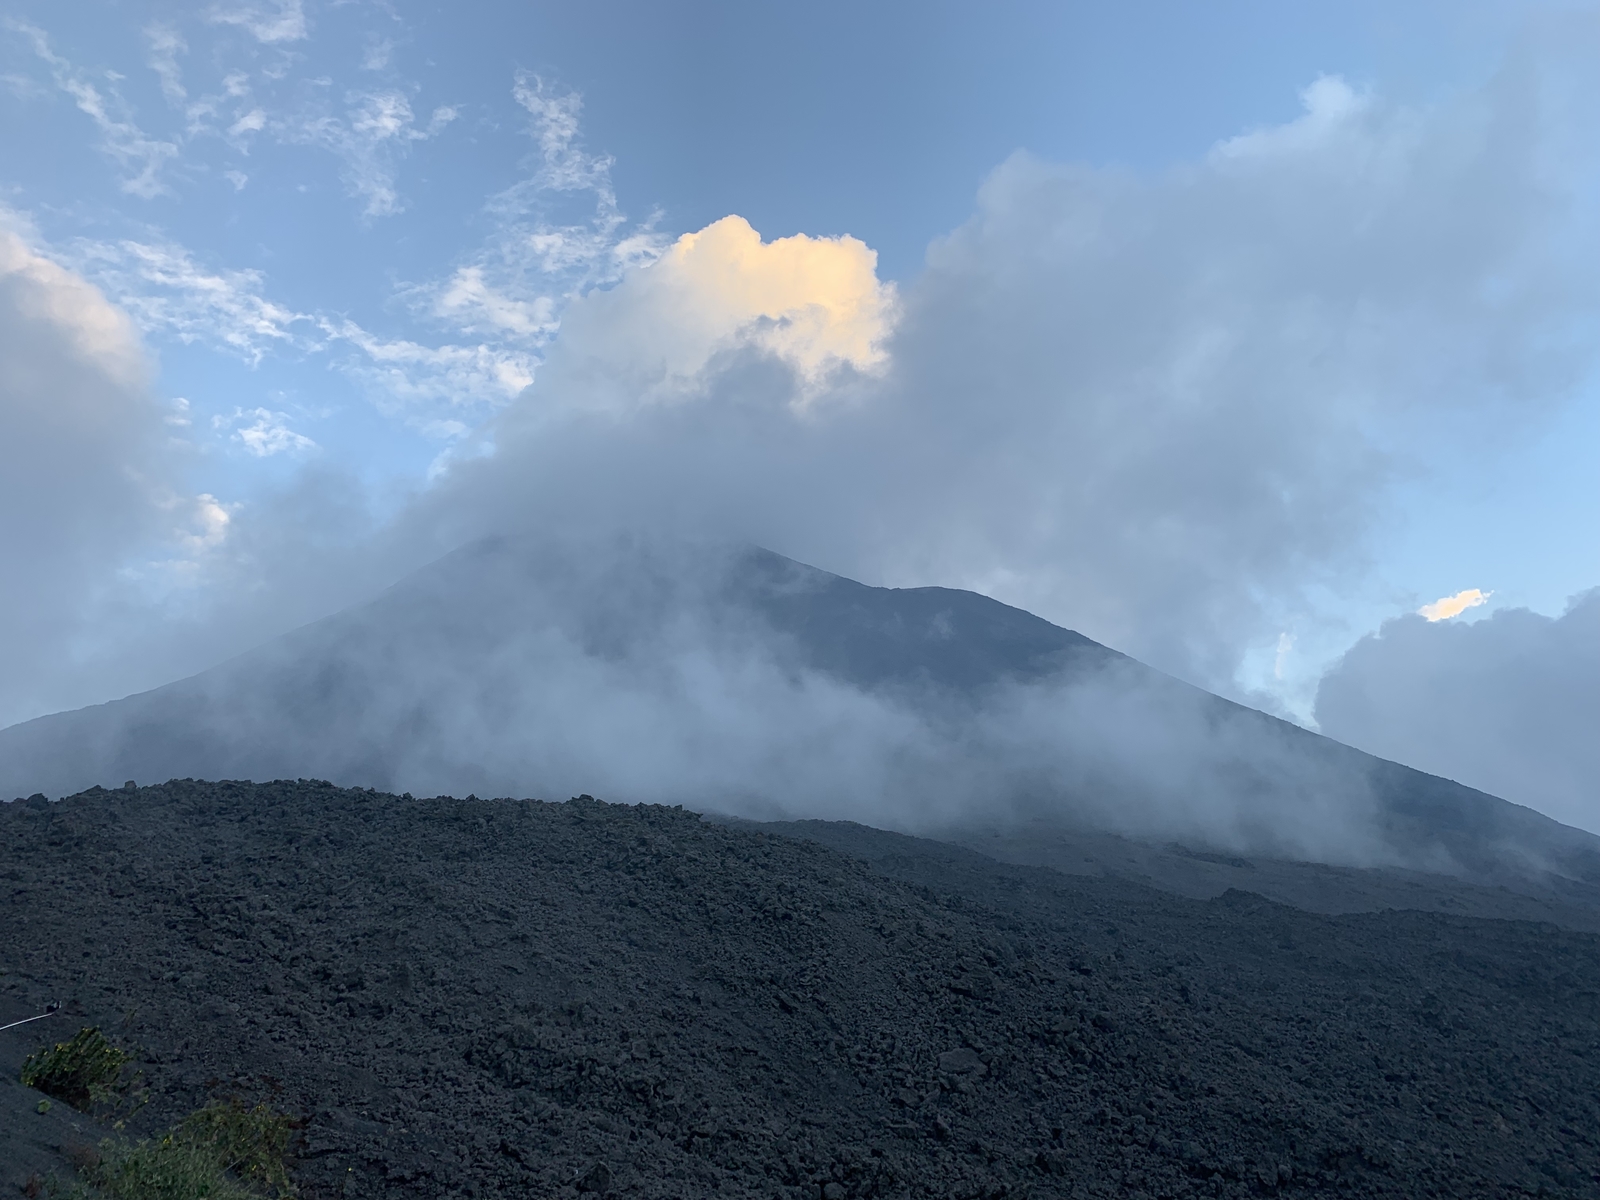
[3,533,1595,914]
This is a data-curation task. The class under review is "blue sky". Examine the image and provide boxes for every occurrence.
[1,0,1596,825]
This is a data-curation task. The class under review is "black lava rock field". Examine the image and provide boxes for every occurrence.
[3,780,1600,1199]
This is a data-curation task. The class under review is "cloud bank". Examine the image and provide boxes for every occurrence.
[421,70,1598,695]
[1316,591,1600,831]
[0,227,194,724]
[3,44,1599,842]
[0,534,1403,868]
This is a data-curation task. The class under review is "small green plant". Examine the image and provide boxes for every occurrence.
[70,1137,257,1200]
[20,1028,140,1112]
[173,1101,297,1196]
[63,1100,298,1200]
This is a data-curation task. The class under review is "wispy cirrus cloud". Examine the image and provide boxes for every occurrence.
[205,0,308,45]
[13,9,451,221]
[215,407,319,456]
[61,224,542,433]
[69,237,310,365]
[144,25,187,106]
[320,319,538,431]
[282,89,457,218]
[7,35,653,441]
[414,74,664,345]
[9,21,179,198]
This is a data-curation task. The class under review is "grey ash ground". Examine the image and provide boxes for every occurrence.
[3,781,1599,1199]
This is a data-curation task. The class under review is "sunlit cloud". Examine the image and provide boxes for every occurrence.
[1418,588,1492,622]
[530,214,899,416]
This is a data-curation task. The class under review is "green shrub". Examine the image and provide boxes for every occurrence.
[72,1136,258,1200]
[172,1101,296,1196]
[20,1028,139,1112]
[66,1100,298,1200]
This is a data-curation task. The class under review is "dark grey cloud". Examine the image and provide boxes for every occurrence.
[1315,591,1600,831]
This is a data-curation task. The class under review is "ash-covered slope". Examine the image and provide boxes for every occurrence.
[1,533,1596,897]
[0,534,1112,801]
[4,782,1600,1200]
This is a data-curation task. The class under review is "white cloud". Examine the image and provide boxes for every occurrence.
[1316,591,1600,831]
[520,215,896,419]
[424,55,1600,696]
[282,88,448,218]
[227,108,266,138]
[1273,633,1294,681]
[513,73,613,195]
[69,237,309,365]
[11,22,179,198]
[413,76,662,339]
[145,25,187,106]
[217,407,318,456]
[361,38,393,72]
[62,232,523,432]
[1418,588,1492,621]
[1216,75,1372,160]
[0,227,201,723]
[205,0,307,44]
[321,318,537,426]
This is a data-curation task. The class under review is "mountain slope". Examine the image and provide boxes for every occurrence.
[6,782,1600,1200]
[1,533,1596,902]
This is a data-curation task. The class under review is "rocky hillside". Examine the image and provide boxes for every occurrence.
[4,781,1599,1199]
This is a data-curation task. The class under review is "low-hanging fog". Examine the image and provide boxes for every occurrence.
[1,533,1412,867]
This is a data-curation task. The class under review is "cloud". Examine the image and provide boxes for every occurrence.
[7,34,1600,863]
[421,55,1600,694]
[413,76,663,345]
[516,215,896,420]
[282,89,446,218]
[513,73,613,196]
[68,237,309,365]
[206,0,307,45]
[145,25,187,106]
[217,407,318,457]
[10,22,179,198]
[319,318,537,430]
[1315,591,1600,832]
[0,227,201,723]
[1418,588,1492,622]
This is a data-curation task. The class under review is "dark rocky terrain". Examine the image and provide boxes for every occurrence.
[5,780,1600,1199]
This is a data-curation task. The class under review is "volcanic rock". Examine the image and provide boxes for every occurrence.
[3,780,1599,1198]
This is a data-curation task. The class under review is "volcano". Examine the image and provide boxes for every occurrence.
[2,533,1596,912]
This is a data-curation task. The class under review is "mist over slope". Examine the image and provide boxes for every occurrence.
[1,534,1594,887]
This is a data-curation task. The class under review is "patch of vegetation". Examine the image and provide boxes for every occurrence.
[58,1100,299,1200]
[171,1100,297,1196]
[20,1027,142,1113]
